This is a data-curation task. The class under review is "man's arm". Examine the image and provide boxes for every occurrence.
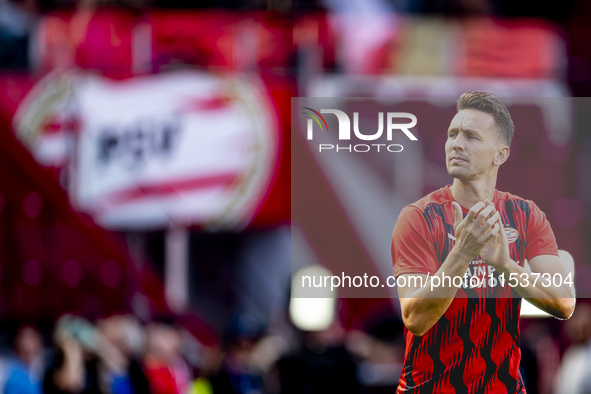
[397,250,471,337]
[492,255,575,319]
[480,201,576,319]
[398,201,500,336]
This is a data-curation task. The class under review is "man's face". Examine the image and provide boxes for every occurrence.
[16,327,42,362]
[445,109,505,181]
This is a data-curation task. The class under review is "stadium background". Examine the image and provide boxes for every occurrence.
[0,0,590,393]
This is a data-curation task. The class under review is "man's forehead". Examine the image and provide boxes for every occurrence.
[448,109,496,132]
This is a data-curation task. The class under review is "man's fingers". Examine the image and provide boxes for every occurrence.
[485,203,497,219]
[484,223,501,242]
[465,201,485,223]
[483,212,501,232]
[475,205,495,226]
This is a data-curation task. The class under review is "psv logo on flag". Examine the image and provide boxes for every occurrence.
[504,227,519,244]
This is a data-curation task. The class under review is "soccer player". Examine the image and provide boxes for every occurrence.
[390,91,576,393]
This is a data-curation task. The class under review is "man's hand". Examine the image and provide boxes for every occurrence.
[480,202,511,271]
[451,200,501,263]
[398,200,502,336]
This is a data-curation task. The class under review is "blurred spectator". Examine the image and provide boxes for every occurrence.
[3,325,45,394]
[43,314,128,394]
[0,0,36,69]
[520,320,560,394]
[97,314,152,394]
[184,334,222,394]
[249,334,290,393]
[554,303,591,394]
[519,335,539,394]
[210,314,265,394]
[348,318,404,394]
[143,318,192,394]
[274,321,359,394]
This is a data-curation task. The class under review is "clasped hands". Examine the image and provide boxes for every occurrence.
[451,199,511,271]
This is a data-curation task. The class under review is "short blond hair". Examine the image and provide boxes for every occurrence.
[457,91,514,146]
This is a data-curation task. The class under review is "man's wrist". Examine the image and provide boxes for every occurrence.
[449,247,475,268]
[494,258,516,275]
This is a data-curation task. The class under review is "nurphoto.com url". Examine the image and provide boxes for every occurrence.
[301,272,574,292]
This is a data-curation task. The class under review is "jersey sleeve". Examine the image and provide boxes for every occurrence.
[391,205,439,277]
[525,201,559,260]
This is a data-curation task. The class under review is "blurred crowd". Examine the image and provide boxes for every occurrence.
[0,304,590,394]
[0,312,408,394]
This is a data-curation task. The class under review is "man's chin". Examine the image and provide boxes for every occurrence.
[447,168,469,180]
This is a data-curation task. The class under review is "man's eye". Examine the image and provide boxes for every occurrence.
[449,133,457,138]
[468,135,476,140]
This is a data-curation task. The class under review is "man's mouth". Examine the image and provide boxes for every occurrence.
[450,156,467,163]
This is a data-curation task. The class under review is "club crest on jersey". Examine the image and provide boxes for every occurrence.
[504,227,519,243]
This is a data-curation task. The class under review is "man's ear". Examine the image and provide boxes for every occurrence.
[494,146,510,166]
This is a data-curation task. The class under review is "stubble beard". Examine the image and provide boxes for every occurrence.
[447,162,486,182]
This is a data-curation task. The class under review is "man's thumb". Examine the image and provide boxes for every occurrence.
[498,216,508,242]
[452,201,462,229]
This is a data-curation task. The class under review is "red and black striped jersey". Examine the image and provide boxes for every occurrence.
[391,185,559,394]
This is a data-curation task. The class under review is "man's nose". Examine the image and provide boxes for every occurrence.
[452,133,465,150]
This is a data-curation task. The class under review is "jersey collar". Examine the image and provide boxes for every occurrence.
[445,184,498,215]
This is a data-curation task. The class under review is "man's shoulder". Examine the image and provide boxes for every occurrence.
[495,189,537,212]
[401,187,542,219]
[407,185,451,212]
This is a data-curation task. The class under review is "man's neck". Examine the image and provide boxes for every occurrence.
[450,177,496,209]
